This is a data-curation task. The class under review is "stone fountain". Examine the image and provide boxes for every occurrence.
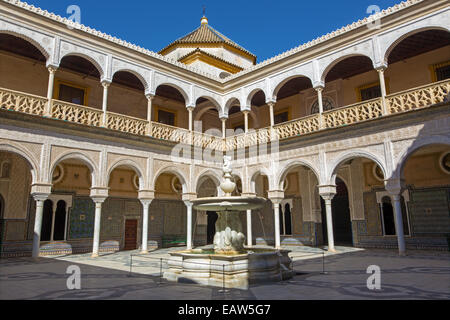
[163,156,293,289]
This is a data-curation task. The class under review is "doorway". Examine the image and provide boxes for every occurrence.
[206,212,218,245]
[124,219,138,250]
[321,178,353,246]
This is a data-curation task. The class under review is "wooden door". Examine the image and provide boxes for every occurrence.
[124,219,138,251]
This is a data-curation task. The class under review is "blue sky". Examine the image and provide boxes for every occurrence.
[27,0,401,62]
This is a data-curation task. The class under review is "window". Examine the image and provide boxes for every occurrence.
[358,83,381,102]
[55,80,89,106]
[311,97,334,114]
[157,108,176,126]
[274,110,289,125]
[431,61,450,82]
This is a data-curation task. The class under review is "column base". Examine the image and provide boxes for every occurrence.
[91,253,99,258]
[328,248,337,253]
[140,250,149,254]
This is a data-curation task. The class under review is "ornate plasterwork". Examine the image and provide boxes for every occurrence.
[58,40,107,78]
[0,18,53,59]
[106,153,147,189]
[110,58,151,92]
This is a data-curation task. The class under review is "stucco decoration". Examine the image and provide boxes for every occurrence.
[318,40,375,83]
[0,19,53,60]
[58,40,106,78]
[111,58,151,92]
[379,10,450,66]
[270,62,314,100]
[152,72,190,103]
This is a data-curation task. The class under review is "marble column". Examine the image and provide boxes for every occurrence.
[273,202,281,249]
[140,199,152,254]
[32,194,49,259]
[184,201,193,250]
[243,111,249,133]
[146,94,154,136]
[320,192,337,253]
[391,194,406,256]
[246,209,252,247]
[221,118,227,139]
[268,102,275,127]
[91,198,106,258]
[377,67,388,115]
[315,86,325,128]
[45,66,57,116]
[101,81,110,126]
[187,106,195,131]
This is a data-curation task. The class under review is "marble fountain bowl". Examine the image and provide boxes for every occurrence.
[163,196,294,290]
[163,247,294,290]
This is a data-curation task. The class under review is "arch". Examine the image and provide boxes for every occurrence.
[0,29,51,60]
[152,165,190,194]
[395,138,450,181]
[111,69,149,92]
[50,151,99,186]
[59,52,105,78]
[382,26,450,66]
[224,97,241,115]
[272,74,314,99]
[154,83,189,104]
[246,88,267,108]
[276,159,320,190]
[320,53,375,83]
[249,167,272,194]
[328,149,387,185]
[0,143,39,183]
[194,169,222,193]
[106,158,146,190]
[196,95,222,114]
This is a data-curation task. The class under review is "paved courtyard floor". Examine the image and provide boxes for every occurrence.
[0,246,449,300]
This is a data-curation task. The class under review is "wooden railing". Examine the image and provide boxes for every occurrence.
[0,80,448,151]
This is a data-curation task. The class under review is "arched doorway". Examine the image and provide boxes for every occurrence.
[41,200,53,241]
[53,200,67,241]
[206,212,218,245]
[321,178,353,246]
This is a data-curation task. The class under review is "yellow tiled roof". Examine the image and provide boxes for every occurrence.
[159,21,256,60]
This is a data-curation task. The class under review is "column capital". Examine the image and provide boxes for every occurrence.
[182,193,197,202]
[139,199,153,207]
[145,93,155,100]
[313,82,325,91]
[138,190,155,200]
[318,184,337,201]
[47,66,58,74]
[101,80,111,88]
[384,178,405,196]
[31,183,52,200]
[268,190,284,204]
[90,186,109,203]
[375,63,388,72]
[186,105,195,111]
[266,98,277,106]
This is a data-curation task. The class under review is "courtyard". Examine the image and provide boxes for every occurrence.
[0,246,449,300]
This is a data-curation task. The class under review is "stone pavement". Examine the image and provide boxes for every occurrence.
[0,246,449,300]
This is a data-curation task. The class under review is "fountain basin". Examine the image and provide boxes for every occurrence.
[192,196,266,211]
[163,248,294,290]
